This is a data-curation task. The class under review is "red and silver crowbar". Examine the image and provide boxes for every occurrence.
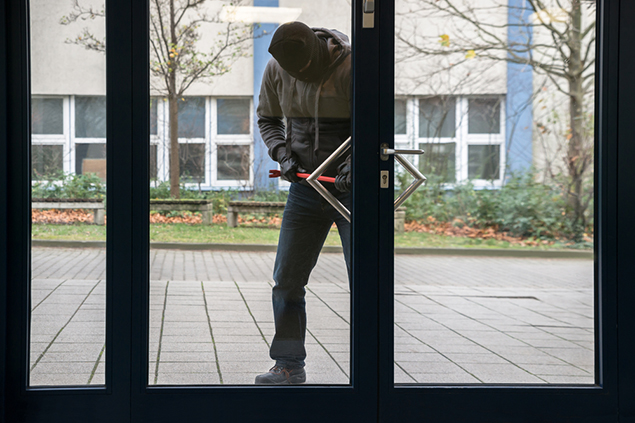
[268,169,336,184]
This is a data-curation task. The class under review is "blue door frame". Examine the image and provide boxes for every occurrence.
[1,1,634,422]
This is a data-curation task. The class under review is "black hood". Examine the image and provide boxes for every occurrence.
[268,21,331,83]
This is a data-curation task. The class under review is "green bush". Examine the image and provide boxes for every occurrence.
[397,171,586,240]
[32,172,106,200]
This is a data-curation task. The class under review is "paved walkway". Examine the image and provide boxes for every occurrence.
[30,247,594,386]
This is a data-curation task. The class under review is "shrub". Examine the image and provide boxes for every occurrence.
[397,170,584,240]
[32,172,106,200]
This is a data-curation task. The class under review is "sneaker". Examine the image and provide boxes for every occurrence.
[254,365,306,385]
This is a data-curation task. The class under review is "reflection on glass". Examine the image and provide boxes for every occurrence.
[419,97,455,138]
[178,97,206,139]
[468,145,500,180]
[32,145,64,180]
[32,98,64,135]
[76,143,107,179]
[75,96,107,138]
[179,143,205,184]
[468,98,501,134]
[418,142,456,183]
[217,145,249,180]
[395,0,595,384]
[30,0,106,386]
[217,99,250,134]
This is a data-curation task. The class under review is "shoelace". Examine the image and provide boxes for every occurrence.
[270,366,292,379]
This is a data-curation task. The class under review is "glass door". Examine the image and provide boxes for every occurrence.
[2,0,628,422]
[377,0,618,421]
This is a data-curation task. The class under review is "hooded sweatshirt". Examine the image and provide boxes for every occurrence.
[257,27,351,178]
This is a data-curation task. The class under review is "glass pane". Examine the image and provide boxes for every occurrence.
[32,145,64,180]
[419,97,455,138]
[32,98,63,135]
[395,0,595,385]
[178,97,205,138]
[395,99,407,134]
[468,145,500,180]
[418,142,456,183]
[76,143,107,180]
[217,145,249,180]
[217,99,250,134]
[468,98,501,134]
[179,143,205,184]
[150,144,158,180]
[151,98,158,136]
[149,1,352,386]
[30,0,106,386]
[75,96,107,138]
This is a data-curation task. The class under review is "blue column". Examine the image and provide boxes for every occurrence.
[252,0,279,192]
[505,0,533,177]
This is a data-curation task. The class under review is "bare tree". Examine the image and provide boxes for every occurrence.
[61,0,256,198]
[396,0,595,238]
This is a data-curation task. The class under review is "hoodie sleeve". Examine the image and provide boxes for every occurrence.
[257,59,287,162]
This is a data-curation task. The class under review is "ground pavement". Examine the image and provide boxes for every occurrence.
[29,247,594,386]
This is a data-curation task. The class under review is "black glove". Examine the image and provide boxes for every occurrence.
[277,150,302,183]
[334,160,351,193]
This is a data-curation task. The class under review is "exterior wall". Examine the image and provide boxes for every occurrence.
[30,0,541,190]
[31,0,106,95]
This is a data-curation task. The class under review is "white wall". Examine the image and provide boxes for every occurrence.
[31,0,106,95]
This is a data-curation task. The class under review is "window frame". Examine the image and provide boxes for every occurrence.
[399,95,506,188]
[30,95,70,177]
[210,97,254,187]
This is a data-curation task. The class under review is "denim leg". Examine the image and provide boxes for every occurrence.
[270,183,333,368]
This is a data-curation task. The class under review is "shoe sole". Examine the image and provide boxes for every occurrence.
[254,374,306,385]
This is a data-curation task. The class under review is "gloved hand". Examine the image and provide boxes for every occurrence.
[334,160,351,193]
[277,150,302,183]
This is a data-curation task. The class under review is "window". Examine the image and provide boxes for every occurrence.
[178,97,205,139]
[401,96,504,184]
[150,144,158,180]
[217,145,250,181]
[150,98,158,136]
[179,143,205,184]
[217,99,250,135]
[395,99,407,135]
[468,98,501,134]
[419,97,455,138]
[468,145,500,180]
[418,142,456,183]
[76,143,107,180]
[32,145,64,180]
[75,96,106,138]
[32,98,63,135]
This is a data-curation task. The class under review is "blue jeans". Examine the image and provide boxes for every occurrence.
[270,182,351,369]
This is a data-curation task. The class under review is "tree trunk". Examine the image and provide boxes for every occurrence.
[168,0,180,199]
[169,93,179,199]
[565,0,589,239]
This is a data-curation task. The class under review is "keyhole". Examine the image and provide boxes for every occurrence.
[382,174,388,184]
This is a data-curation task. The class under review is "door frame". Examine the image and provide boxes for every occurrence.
[2,0,635,422]
[1,0,381,422]
[376,0,628,422]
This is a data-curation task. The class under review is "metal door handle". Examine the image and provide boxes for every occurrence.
[306,137,352,223]
[393,153,426,210]
[381,148,424,155]
[306,138,427,222]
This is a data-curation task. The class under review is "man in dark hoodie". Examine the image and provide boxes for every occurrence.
[255,21,352,385]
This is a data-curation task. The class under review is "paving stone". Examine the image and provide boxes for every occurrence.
[30,248,595,387]
[156,373,221,385]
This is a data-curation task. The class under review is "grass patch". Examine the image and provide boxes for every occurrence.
[31,223,590,250]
